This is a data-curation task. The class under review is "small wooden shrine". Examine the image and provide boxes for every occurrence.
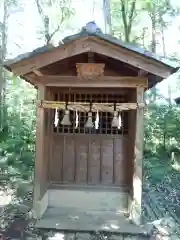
[4,22,178,234]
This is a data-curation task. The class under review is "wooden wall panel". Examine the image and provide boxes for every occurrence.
[114,137,126,185]
[63,136,75,183]
[75,137,88,183]
[49,135,129,187]
[50,136,63,182]
[87,137,101,184]
[44,135,49,182]
[101,138,114,185]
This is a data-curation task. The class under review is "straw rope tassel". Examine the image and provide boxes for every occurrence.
[61,109,71,126]
[118,112,122,129]
[111,103,119,128]
[85,112,93,128]
[61,98,71,126]
[75,110,79,129]
[95,110,99,129]
[54,108,59,127]
[85,102,93,128]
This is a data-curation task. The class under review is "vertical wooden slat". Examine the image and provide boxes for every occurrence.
[112,137,115,184]
[61,136,65,182]
[130,87,144,225]
[87,137,90,183]
[63,136,75,183]
[51,136,63,182]
[101,138,113,184]
[99,137,102,183]
[114,137,124,185]
[74,138,77,182]
[76,137,88,183]
[88,136,101,184]
[77,93,80,134]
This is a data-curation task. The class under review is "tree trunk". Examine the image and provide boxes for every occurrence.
[151,17,156,53]
[103,0,112,34]
[161,21,172,106]
[142,27,146,47]
[35,0,71,45]
[0,0,8,129]
[149,4,157,102]
[161,23,166,58]
[121,0,136,42]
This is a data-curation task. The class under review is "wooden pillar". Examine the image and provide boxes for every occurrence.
[46,88,54,183]
[33,85,47,217]
[130,87,144,225]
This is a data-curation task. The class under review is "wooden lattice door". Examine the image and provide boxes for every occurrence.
[49,90,129,186]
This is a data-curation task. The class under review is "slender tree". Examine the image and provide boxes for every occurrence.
[35,0,74,44]
[103,0,112,34]
[111,0,137,42]
[0,0,20,129]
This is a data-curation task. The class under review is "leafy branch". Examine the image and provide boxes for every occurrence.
[35,0,74,44]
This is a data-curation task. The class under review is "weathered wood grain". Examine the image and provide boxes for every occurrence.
[130,87,144,225]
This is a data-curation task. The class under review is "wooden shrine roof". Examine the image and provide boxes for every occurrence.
[4,21,179,89]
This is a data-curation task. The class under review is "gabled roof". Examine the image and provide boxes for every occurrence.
[4,21,179,88]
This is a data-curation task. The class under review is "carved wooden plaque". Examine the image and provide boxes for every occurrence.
[76,63,105,80]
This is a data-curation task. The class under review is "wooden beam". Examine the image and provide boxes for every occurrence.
[138,69,148,77]
[34,70,43,76]
[34,75,148,88]
[89,37,172,78]
[9,36,173,78]
[130,87,144,225]
[10,37,91,76]
[24,73,39,86]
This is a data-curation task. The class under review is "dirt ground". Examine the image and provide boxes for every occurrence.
[0,185,180,240]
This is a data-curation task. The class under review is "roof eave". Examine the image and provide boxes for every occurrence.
[4,63,37,88]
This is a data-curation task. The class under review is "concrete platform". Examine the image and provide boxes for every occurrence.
[48,186,129,212]
[36,207,149,236]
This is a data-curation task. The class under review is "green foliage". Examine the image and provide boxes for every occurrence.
[145,104,180,153]
[0,106,35,184]
[143,101,180,185]
[0,76,36,186]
